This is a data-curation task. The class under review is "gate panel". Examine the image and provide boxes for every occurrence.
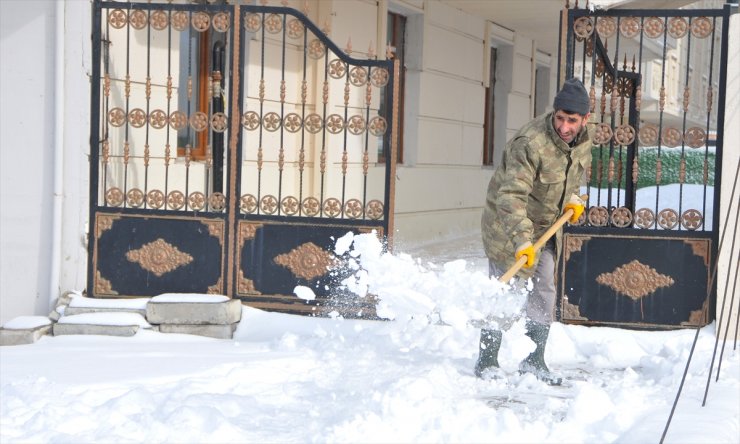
[557,3,731,328]
[562,232,710,328]
[231,6,395,313]
[92,214,225,296]
[88,1,397,316]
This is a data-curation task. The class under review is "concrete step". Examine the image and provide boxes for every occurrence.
[53,312,152,337]
[146,294,242,325]
[158,323,238,339]
[0,316,53,346]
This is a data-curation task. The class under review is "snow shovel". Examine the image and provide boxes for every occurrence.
[498,198,586,283]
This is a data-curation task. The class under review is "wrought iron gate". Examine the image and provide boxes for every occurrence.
[557,3,732,328]
[88,0,398,316]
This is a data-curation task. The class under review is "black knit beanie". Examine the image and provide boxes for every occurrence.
[553,78,590,115]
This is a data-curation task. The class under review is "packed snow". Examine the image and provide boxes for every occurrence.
[1,231,738,443]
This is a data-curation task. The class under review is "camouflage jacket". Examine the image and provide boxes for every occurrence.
[481,111,592,279]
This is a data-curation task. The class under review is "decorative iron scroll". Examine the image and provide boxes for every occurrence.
[273,242,339,281]
[596,260,675,301]
[126,238,194,277]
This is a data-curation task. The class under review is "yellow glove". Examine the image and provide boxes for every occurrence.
[564,195,586,224]
[515,242,536,268]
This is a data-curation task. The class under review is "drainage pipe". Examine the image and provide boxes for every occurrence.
[49,0,65,311]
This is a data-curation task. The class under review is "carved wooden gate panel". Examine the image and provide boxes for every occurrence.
[88,1,398,317]
[557,3,732,328]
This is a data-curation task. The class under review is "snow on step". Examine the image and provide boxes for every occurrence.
[0,316,53,346]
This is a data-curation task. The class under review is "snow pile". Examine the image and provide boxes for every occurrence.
[332,231,527,330]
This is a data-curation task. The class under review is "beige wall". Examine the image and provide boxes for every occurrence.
[717,12,739,340]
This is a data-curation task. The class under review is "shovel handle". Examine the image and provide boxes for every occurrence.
[497,194,587,283]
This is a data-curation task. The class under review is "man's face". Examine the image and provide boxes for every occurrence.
[552,110,590,144]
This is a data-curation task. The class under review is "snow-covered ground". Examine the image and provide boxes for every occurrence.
[1,231,738,443]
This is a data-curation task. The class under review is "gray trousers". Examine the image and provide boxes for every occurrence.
[489,239,557,325]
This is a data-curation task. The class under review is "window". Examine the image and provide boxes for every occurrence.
[176,10,228,164]
[378,10,406,164]
[483,47,497,166]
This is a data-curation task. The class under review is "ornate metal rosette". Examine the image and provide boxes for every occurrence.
[658,209,679,229]
[619,17,641,38]
[325,114,344,134]
[128,108,146,128]
[681,209,703,230]
[644,17,664,38]
[209,192,226,212]
[108,107,126,127]
[147,189,165,209]
[210,112,228,133]
[189,192,206,211]
[281,196,299,216]
[150,10,168,31]
[323,198,342,218]
[370,68,389,87]
[593,123,613,145]
[366,200,384,220]
[149,109,167,129]
[573,17,594,39]
[617,77,633,97]
[634,208,655,229]
[190,111,209,132]
[240,194,257,214]
[639,123,659,146]
[349,67,368,87]
[691,17,713,38]
[597,17,617,39]
[588,206,609,227]
[304,113,323,133]
[109,9,127,29]
[283,113,302,133]
[126,188,145,208]
[169,111,188,130]
[684,126,706,148]
[260,195,278,214]
[105,187,124,207]
[212,12,230,33]
[344,199,363,219]
[302,197,320,216]
[329,59,347,79]
[129,10,147,30]
[668,17,688,39]
[614,124,636,146]
[242,111,260,131]
[244,13,261,32]
[661,127,682,148]
[307,39,325,59]
[262,112,282,132]
[191,11,210,32]
[167,190,185,210]
[369,116,387,136]
[264,13,282,34]
[287,18,304,39]
[610,207,633,228]
[347,115,366,135]
[171,11,188,31]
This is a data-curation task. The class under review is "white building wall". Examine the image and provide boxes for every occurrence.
[1,0,58,324]
[0,1,90,325]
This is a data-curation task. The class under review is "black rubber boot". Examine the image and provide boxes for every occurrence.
[474,329,502,378]
[518,321,562,386]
